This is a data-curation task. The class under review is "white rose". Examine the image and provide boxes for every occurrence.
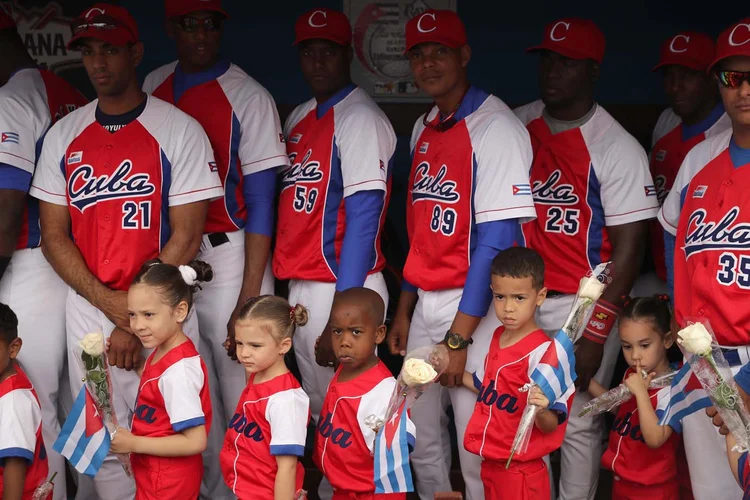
[79,332,104,357]
[677,323,713,356]
[578,276,606,301]
[401,358,438,386]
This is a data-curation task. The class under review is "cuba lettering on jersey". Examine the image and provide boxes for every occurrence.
[515,100,659,294]
[649,108,730,280]
[314,361,415,494]
[0,68,87,250]
[29,96,223,291]
[0,367,49,497]
[144,62,289,234]
[404,87,536,291]
[219,371,309,499]
[464,327,572,462]
[273,86,395,282]
[601,368,680,486]
[673,131,750,346]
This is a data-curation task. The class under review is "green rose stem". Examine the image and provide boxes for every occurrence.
[701,352,750,436]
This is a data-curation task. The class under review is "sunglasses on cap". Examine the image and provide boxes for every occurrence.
[71,14,134,37]
[174,14,223,33]
[716,70,750,89]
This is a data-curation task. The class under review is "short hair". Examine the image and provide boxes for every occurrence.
[491,247,545,290]
[0,303,18,343]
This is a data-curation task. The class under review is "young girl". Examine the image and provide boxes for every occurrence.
[590,295,683,500]
[110,259,213,500]
[219,295,310,500]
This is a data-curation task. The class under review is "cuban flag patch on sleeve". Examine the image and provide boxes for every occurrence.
[693,185,707,199]
[512,184,531,196]
[1,132,19,144]
[645,185,657,197]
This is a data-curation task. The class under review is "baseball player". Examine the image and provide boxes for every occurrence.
[386,10,536,500]
[636,32,729,298]
[274,8,395,424]
[142,1,286,496]
[28,4,222,499]
[514,18,658,500]
[0,9,88,500]
[662,19,750,499]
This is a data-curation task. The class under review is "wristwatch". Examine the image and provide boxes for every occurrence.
[442,331,473,351]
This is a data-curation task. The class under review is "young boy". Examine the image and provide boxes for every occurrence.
[314,287,415,499]
[463,247,572,500]
[0,303,49,499]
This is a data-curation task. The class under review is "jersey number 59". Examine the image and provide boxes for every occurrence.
[293,186,318,214]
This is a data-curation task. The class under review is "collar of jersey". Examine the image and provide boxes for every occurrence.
[682,102,725,142]
[316,83,357,119]
[173,59,231,103]
[428,85,489,128]
[729,137,750,169]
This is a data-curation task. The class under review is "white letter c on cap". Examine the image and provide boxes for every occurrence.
[670,34,689,53]
[85,7,105,18]
[309,10,327,28]
[550,21,570,42]
[417,12,436,33]
[729,23,750,46]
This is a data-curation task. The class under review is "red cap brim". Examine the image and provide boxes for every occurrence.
[167,7,229,19]
[652,60,707,72]
[526,44,595,62]
[67,28,136,50]
[293,33,349,46]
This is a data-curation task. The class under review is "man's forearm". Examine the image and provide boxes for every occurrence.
[237,232,272,303]
[601,223,648,306]
[0,189,27,280]
[158,229,203,266]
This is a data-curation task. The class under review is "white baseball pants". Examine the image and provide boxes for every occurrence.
[0,248,68,500]
[406,287,499,500]
[66,289,201,500]
[536,294,622,500]
[194,230,274,500]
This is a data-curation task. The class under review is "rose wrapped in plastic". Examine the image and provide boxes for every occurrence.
[31,472,56,500]
[578,370,678,417]
[560,261,613,344]
[677,320,750,451]
[76,333,132,475]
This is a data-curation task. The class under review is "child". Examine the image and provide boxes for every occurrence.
[219,295,310,500]
[314,287,415,499]
[0,303,50,500]
[591,296,682,499]
[110,260,213,500]
[462,247,570,500]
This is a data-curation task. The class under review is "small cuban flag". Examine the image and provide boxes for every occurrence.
[530,329,577,406]
[512,183,532,196]
[657,363,711,431]
[373,401,416,493]
[53,385,111,477]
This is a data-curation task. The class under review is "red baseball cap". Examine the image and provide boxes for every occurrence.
[294,8,351,46]
[0,5,15,30]
[404,9,467,53]
[68,4,139,50]
[164,0,228,20]
[653,32,715,72]
[709,19,750,72]
[527,18,605,64]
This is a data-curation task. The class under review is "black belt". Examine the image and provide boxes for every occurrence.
[547,290,566,297]
[207,232,229,247]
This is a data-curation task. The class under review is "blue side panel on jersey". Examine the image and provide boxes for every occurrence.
[58,155,66,180]
[316,84,356,119]
[322,140,343,277]
[586,164,605,269]
[469,154,479,259]
[226,113,244,229]
[679,184,689,213]
[682,102,724,142]
[160,150,172,251]
[26,197,41,248]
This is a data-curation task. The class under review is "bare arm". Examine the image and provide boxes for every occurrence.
[463,371,479,394]
[274,455,299,500]
[130,425,207,457]
[632,390,673,448]
[602,220,648,306]
[387,288,418,356]
[2,457,26,500]
[534,408,560,434]
[587,380,608,399]
[0,189,26,279]
[158,201,210,265]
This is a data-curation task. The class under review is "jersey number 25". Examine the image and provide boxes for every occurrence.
[545,207,580,236]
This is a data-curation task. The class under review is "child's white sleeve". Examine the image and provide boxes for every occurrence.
[158,357,206,432]
[265,388,309,457]
[0,390,40,463]
[655,385,683,433]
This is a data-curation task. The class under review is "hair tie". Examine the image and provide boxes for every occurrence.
[289,306,296,320]
[622,296,633,308]
[178,265,197,286]
[655,293,670,303]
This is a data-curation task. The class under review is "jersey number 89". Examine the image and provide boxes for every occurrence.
[431,205,456,236]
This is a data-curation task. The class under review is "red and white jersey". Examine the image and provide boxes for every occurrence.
[220,371,309,499]
[672,130,750,346]
[314,361,415,494]
[649,108,730,280]
[464,327,572,462]
[273,85,395,282]
[601,368,680,486]
[0,366,48,498]
[404,87,536,291]
[144,62,289,234]
[516,101,659,294]
[29,96,223,291]
[132,340,211,438]
[0,68,87,250]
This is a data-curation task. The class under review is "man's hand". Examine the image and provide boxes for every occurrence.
[224,303,243,362]
[387,314,410,357]
[107,327,143,371]
[99,290,131,332]
[315,325,336,368]
[574,337,604,391]
[439,347,467,388]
